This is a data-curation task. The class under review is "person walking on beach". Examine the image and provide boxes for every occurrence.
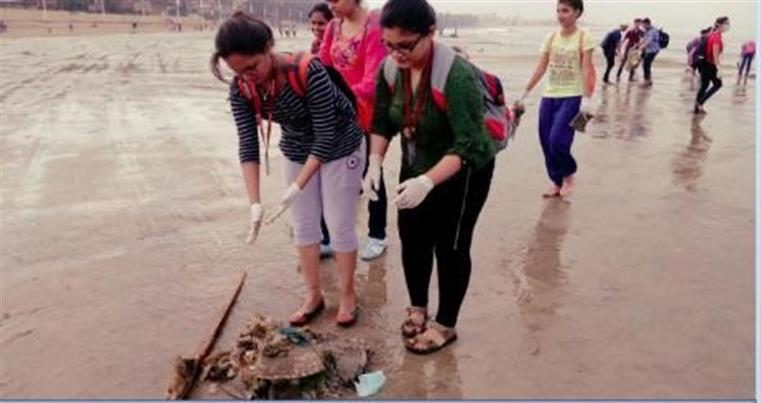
[306,2,337,257]
[366,0,497,354]
[616,18,643,82]
[211,12,365,327]
[639,18,660,87]
[737,39,755,87]
[695,17,730,114]
[601,23,627,84]
[686,27,712,80]
[520,0,595,198]
[318,0,390,262]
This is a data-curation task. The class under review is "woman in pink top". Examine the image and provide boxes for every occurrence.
[738,40,755,86]
[319,0,390,261]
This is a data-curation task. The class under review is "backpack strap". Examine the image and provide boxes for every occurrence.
[236,77,262,114]
[284,52,313,98]
[383,55,398,91]
[430,41,456,111]
[381,42,456,112]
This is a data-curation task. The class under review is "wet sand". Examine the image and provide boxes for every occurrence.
[0,30,755,399]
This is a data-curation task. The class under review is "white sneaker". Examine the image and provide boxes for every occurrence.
[319,243,334,259]
[360,237,387,261]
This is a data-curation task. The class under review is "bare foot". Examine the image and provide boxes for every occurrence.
[559,176,575,198]
[542,184,560,198]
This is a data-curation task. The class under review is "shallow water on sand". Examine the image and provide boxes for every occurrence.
[0,31,754,398]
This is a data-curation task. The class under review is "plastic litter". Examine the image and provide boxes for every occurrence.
[354,370,386,397]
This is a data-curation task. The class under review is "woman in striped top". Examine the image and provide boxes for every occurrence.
[211,12,365,327]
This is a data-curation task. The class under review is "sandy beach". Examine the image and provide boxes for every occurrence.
[0,20,755,399]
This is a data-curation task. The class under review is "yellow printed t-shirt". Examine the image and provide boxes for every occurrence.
[540,28,596,98]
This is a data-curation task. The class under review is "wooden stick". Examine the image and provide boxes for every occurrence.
[166,271,247,400]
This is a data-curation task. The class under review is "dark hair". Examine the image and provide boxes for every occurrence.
[715,16,729,26]
[211,11,274,83]
[380,0,436,35]
[642,17,651,24]
[308,3,333,21]
[634,18,642,23]
[557,0,584,17]
[700,27,712,35]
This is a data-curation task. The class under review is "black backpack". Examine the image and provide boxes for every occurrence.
[691,34,710,68]
[658,29,670,49]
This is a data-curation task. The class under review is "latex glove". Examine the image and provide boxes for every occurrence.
[266,182,301,224]
[518,90,530,106]
[245,203,263,244]
[362,154,383,201]
[392,175,434,210]
[580,96,595,116]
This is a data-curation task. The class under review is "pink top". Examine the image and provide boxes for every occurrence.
[742,40,756,56]
[318,11,387,131]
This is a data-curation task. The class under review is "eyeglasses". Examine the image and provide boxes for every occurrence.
[382,35,424,55]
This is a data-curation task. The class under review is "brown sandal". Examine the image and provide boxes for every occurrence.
[404,321,457,355]
[401,307,428,338]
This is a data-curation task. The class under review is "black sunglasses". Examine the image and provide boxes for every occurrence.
[382,35,424,55]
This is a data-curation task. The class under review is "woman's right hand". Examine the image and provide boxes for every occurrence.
[246,203,263,245]
[362,154,383,201]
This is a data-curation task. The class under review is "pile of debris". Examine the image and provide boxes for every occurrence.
[197,315,372,399]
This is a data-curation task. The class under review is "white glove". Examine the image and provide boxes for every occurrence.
[518,90,530,106]
[392,175,434,210]
[362,154,383,201]
[266,182,302,224]
[246,203,263,244]
[580,96,597,116]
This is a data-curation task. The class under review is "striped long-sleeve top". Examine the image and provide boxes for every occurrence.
[229,58,363,165]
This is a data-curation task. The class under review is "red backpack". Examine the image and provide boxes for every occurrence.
[382,42,518,152]
[236,52,356,115]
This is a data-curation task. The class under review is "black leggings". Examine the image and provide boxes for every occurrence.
[696,61,723,106]
[398,160,494,328]
[603,49,616,82]
[642,51,658,81]
[617,46,636,81]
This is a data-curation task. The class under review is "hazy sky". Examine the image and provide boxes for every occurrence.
[366,0,758,38]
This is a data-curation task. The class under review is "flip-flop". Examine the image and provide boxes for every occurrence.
[336,306,360,328]
[288,299,325,327]
[405,324,458,355]
[401,307,428,338]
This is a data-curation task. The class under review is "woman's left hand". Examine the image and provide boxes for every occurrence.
[266,182,302,224]
[392,175,434,210]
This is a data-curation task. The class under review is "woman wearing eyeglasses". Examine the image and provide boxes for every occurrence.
[318,0,390,262]
[365,0,496,354]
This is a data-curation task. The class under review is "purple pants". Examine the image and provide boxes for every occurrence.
[538,96,581,186]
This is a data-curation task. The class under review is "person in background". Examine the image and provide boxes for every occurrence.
[520,0,596,198]
[695,16,730,113]
[308,3,334,55]
[601,23,627,84]
[639,17,660,87]
[737,39,755,87]
[318,0,390,262]
[686,27,712,78]
[616,18,643,82]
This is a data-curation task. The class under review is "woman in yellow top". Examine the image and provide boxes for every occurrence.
[520,0,595,198]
